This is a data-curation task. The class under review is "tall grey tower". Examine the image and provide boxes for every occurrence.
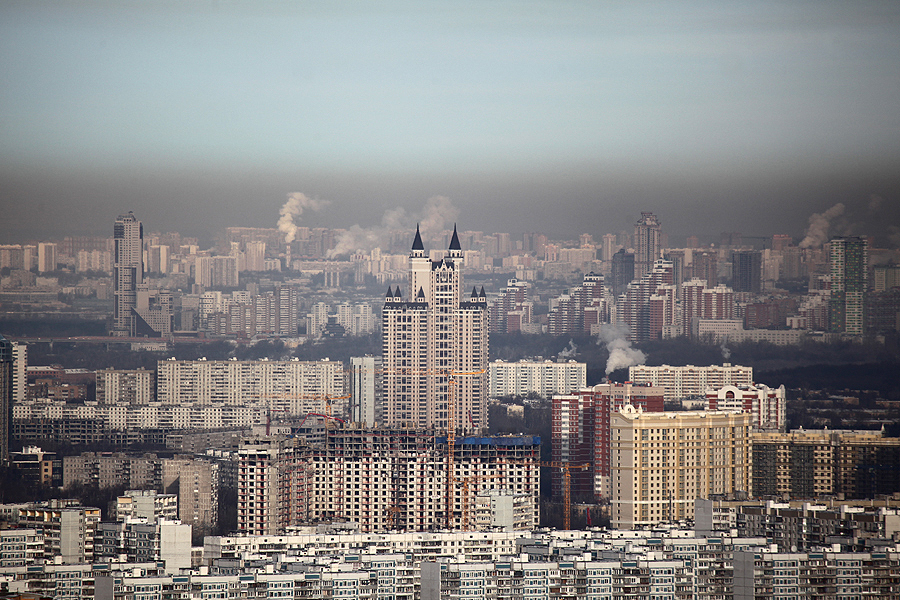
[634,212,661,279]
[382,225,490,432]
[113,212,144,336]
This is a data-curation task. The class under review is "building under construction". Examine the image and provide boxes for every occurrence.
[238,426,540,534]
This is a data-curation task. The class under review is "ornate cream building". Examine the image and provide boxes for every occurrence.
[610,406,752,528]
[382,226,489,431]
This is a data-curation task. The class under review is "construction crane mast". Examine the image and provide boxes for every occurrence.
[540,461,590,530]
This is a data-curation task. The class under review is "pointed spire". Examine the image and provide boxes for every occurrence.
[417,286,425,299]
[412,224,424,251]
[479,286,486,297]
[472,286,479,298]
[386,287,394,299]
[394,286,402,299]
[449,223,461,251]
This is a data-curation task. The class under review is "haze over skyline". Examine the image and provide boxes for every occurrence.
[2,0,899,244]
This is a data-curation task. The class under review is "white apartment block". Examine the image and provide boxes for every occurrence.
[96,368,155,404]
[156,358,345,416]
[17,503,101,564]
[15,398,267,431]
[116,490,178,523]
[628,363,753,402]
[348,355,381,427]
[336,302,376,336]
[610,407,752,529]
[489,359,586,399]
[707,383,786,431]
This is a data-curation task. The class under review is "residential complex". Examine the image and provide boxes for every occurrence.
[489,359,586,399]
[155,358,344,415]
[552,382,665,500]
[752,428,900,499]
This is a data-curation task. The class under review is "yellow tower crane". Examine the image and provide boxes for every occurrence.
[539,461,590,530]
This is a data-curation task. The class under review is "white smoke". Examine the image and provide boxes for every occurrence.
[597,324,646,375]
[557,340,578,359]
[277,192,329,243]
[327,196,460,257]
[799,203,845,249]
[720,337,732,361]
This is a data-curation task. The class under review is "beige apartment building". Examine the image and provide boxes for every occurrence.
[610,407,752,528]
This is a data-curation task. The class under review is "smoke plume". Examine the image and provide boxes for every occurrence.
[597,324,646,375]
[277,192,329,243]
[799,203,845,249]
[557,340,578,359]
[719,337,732,361]
[327,196,460,257]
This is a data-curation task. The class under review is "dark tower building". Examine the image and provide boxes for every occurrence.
[611,249,635,298]
[0,334,13,465]
[732,250,762,293]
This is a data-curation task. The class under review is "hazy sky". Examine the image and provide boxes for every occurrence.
[2,0,899,245]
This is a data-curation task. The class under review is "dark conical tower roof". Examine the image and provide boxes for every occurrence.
[471,286,479,298]
[479,286,486,297]
[385,287,394,299]
[394,286,402,298]
[449,223,461,251]
[412,224,424,251]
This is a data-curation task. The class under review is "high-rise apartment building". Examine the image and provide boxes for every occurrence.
[731,250,762,293]
[610,407,752,528]
[0,334,13,464]
[633,212,661,279]
[706,383,785,431]
[113,212,143,336]
[382,226,489,431]
[610,248,635,298]
[95,368,155,404]
[163,458,219,534]
[348,355,381,427]
[829,236,868,335]
[37,242,57,273]
[618,259,675,342]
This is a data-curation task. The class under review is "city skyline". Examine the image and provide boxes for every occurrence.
[2,1,899,244]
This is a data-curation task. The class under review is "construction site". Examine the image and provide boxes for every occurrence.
[237,424,541,534]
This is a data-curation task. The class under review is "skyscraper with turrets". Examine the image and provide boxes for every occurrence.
[382,225,489,432]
